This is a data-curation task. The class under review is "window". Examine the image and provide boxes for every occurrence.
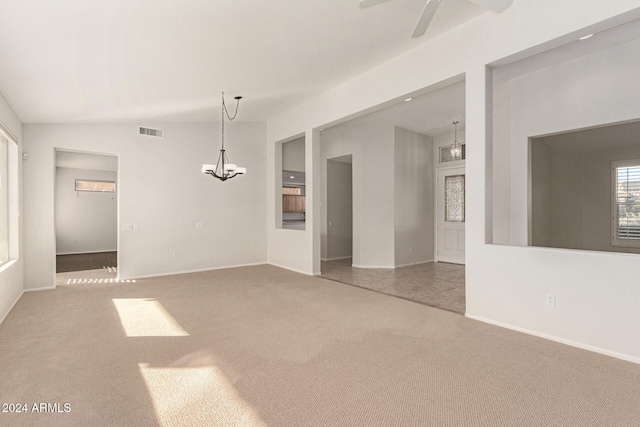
[0,132,17,266]
[445,175,465,222]
[0,136,8,264]
[75,179,116,192]
[439,144,466,163]
[612,160,640,248]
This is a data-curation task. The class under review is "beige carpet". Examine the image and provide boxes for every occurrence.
[1,265,639,426]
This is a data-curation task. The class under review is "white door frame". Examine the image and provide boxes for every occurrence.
[435,166,466,264]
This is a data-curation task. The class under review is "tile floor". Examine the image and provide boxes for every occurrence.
[55,266,138,287]
[321,258,465,314]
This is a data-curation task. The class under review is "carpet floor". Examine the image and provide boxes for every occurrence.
[1,265,639,426]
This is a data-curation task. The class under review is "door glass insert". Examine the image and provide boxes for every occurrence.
[445,175,465,222]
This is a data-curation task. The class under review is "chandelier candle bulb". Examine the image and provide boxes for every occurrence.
[202,164,216,173]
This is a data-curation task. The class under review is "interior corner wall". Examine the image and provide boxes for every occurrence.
[394,127,434,267]
[320,123,395,268]
[282,137,305,172]
[23,122,267,289]
[0,91,23,322]
[55,167,117,254]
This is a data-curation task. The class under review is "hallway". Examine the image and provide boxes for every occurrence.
[321,259,465,314]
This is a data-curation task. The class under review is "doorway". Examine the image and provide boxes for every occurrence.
[437,167,466,264]
[325,155,353,262]
[54,150,118,274]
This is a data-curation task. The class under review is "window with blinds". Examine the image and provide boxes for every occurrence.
[612,160,640,247]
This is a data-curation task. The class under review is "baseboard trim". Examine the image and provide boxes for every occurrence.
[266,262,314,276]
[56,250,117,256]
[466,314,640,365]
[24,286,56,293]
[125,262,268,280]
[395,260,434,268]
[0,291,24,325]
[351,264,395,269]
[321,256,352,262]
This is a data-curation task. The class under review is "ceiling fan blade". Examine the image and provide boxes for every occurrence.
[411,0,440,38]
[359,0,391,9]
[467,0,513,13]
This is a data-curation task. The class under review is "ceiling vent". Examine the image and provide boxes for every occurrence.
[139,126,164,138]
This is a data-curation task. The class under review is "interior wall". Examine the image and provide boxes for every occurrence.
[530,140,552,247]
[394,127,434,267]
[471,23,640,362]
[259,2,640,359]
[0,90,23,322]
[532,142,640,254]
[325,159,352,260]
[502,37,640,246]
[320,123,395,268]
[23,122,267,288]
[282,137,305,172]
[55,167,117,255]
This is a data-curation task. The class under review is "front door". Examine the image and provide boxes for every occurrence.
[437,167,465,264]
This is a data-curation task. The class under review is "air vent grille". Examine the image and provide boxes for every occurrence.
[139,127,164,138]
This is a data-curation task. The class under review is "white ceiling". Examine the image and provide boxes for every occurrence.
[0,0,489,124]
[332,80,466,137]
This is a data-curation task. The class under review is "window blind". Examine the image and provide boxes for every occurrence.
[615,165,640,240]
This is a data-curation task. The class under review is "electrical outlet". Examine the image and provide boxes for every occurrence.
[196,222,203,229]
[545,294,556,306]
[172,251,178,259]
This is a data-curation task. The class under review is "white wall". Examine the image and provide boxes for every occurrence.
[23,122,267,288]
[282,137,305,172]
[473,22,640,362]
[320,123,395,268]
[55,167,117,254]
[265,1,640,362]
[0,90,23,323]
[531,142,640,254]
[325,159,352,260]
[530,140,552,247]
[394,127,434,267]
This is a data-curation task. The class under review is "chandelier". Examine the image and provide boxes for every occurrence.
[201,92,247,181]
[450,121,464,160]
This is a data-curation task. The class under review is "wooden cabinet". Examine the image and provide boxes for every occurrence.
[283,195,306,212]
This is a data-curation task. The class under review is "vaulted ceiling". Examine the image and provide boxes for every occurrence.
[0,0,491,123]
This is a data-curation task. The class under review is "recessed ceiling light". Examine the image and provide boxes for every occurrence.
[579,33,594,40]
[290,176,295,179]
[404,97,412,102]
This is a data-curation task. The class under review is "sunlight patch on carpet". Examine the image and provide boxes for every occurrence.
[112,298,189,337]
[139,363,265,427]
